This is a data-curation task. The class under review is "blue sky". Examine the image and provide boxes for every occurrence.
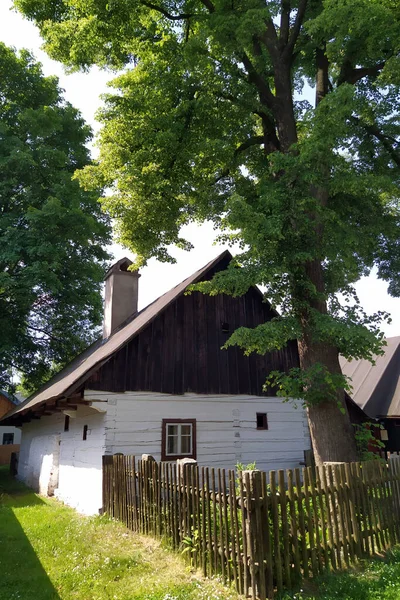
[1,0,399,335]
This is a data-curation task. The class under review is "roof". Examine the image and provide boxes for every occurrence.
[340,336,400,418]
[1,251,233,423]
[0,390,20,406]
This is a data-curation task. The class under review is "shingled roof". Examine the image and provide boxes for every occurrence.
[1,251,233,424]
[340,336,400,418]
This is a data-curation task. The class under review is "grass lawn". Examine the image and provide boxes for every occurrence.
[282,550,400,600]
[0,466,239,600]
[3,467,400,600]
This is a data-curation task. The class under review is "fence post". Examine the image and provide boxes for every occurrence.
[142,454,156,533]
[9,451,18,477]
[102,454,113,516]
[242,470,267,600]
[177,458,197,539]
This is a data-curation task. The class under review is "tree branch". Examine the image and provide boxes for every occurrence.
[241,52,276,109]
[315,46,330,106]
[140,0,193,20]
[284,0,308,58]
[234,136,265,155]
[27,325,62,342]
[199,0,215,12]
[260,19,280,65]
[338,61,386,86]
[255,111,281,153]
[214,136,268,183]
[280,0,291,47]
[352,116,400,168]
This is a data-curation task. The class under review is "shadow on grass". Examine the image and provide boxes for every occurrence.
[0,467,61,600]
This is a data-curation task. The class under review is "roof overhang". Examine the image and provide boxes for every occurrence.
[1,394,91,426]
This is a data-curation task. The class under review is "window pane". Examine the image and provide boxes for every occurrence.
[181,424,191,436]
[167,424,178,436]
[181,435,192,454]
[167,434,179,455]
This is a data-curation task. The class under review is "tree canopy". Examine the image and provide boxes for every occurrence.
[15,0,400,462]
[0,42,111,393]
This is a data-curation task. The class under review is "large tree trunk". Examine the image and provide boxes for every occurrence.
[269,44,358,466]
[296,258,358,466]
[299,47,357,466]
[298,336,359,466]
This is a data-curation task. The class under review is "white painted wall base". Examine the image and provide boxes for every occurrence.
[18,404,106,515]
[19,391,311,516]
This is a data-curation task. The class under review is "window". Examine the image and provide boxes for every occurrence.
[256,413,268,430]
[162,419,196,460]
[64,415,70,432]
[2,433,14,445]
[221,322,230,334]
[83,425,88,441]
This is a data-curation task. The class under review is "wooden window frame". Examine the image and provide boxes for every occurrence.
[161,419,196,461]
[256,413,268,430]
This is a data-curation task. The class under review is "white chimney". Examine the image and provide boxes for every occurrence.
[103,258,140,339]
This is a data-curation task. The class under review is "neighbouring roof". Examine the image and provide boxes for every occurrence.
[1,251,233,424]
[0,390,20,406]
[340,336,400,418]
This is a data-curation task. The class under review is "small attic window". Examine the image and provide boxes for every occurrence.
[119,260,130,272]
[64,415,70,432]
[221,322,230,334]
[83,425,88,441]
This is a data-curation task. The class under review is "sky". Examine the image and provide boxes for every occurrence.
[0,0,399,335]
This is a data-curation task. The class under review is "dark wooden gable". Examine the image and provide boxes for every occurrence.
[86,257,299,396]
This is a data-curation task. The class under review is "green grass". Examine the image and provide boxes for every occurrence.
[4,467,400,600]
[0,467,239,600]
[281,548,400,600]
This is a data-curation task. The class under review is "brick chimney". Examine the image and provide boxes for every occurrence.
[103,258,140,339]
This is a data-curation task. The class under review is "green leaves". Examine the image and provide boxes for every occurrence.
[14,0,400,423]
[265,364,352,408]
[0,43,111,391]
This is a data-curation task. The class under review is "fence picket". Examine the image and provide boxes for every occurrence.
[269,471,283,593]
[314,467,329,571]
[228,470,239,592]
[239,471,249,597]
[278,470,291,588]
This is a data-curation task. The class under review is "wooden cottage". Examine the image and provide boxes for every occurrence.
[340,336,400,452]
[0,390,21,465]
[1,251,362,514]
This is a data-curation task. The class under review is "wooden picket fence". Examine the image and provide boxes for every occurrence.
[102,455,400,599]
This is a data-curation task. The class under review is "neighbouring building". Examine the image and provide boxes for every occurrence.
[0,390,21,465]
[340,336,400,452]
[2,251,364,514]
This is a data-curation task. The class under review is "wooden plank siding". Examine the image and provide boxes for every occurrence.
[86,288,299,396]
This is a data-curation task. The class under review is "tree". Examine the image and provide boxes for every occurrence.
[15,0,400,464]
[0,43,111,394]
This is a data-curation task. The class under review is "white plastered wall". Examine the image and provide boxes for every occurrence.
[18,403,106,515]
[85,391,311,473]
